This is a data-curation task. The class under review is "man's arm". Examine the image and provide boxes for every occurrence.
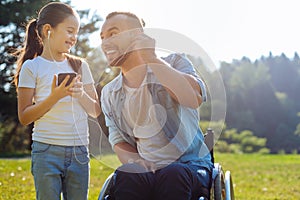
[114,142,156,172]
[147,58,203,109]
[113,142,140,164]
[131,33,204,108]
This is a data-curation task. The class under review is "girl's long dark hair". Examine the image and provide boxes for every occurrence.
[13,2,82,88]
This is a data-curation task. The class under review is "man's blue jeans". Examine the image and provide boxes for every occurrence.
[111,162,211,200]
[31,141,90,200]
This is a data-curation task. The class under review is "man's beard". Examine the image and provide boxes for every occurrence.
[109,50,133,67]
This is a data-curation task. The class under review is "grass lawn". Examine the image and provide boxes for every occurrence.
[0,153,299,199]
[215,154,300,199]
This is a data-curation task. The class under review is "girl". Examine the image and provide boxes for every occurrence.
[13,2,101,200]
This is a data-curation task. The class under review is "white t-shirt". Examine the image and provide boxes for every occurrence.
[18,56,94,146]
[122,77,180,167]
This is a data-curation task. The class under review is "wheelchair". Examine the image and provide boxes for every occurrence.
[98,128,235,200]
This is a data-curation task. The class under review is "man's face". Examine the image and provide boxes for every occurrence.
[100,15,135,66]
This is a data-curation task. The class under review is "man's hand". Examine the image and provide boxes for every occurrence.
[133,158,156,173]
[129,33,156,60]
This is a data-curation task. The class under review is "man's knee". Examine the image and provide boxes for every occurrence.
[117,163,148,174]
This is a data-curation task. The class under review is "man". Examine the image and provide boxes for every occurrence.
[100,11,213,200]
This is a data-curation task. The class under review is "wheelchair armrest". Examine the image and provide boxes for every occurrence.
[212,163,221,180]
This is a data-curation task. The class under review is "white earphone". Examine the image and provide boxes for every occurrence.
[47,30,51,39]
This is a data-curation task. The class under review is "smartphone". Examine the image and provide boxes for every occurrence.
[57,72,77,86]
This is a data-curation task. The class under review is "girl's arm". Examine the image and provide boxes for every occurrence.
[76,82,101,118]
[18,75,75,125]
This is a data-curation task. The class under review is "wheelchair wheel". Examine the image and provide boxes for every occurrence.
[224,171,235,200]
[211,165,225,200]
[210,163,234,200]
[98,172,114,200]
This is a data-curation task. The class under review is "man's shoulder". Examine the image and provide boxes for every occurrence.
[102,73,122,92]
[161,53,188,65]
[161,53,190,68]
[161,53,193,72]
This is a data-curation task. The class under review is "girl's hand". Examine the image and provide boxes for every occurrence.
[51,74,76,100]
[69,75,84,98]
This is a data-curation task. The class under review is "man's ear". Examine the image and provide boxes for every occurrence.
[130,28,143,38]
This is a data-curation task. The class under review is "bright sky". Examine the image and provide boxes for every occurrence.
[71,0,300,66]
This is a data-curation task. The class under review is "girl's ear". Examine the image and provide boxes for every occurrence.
[42,24,52,39]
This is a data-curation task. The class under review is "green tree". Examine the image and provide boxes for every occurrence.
[219,55,300,153]
[295,123,300,136]
[216,129,269,154]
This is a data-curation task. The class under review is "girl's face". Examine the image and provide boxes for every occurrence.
[49,15,80,54]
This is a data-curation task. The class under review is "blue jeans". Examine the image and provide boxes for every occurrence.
[31,141,90,200]
[111,162,211,200]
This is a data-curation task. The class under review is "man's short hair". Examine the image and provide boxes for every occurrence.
[106,11,145,27]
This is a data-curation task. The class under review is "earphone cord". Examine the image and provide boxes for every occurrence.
[47,34,67,72]
[47,35,97,165]
[48,34,57,64]
[71,102,104,165]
